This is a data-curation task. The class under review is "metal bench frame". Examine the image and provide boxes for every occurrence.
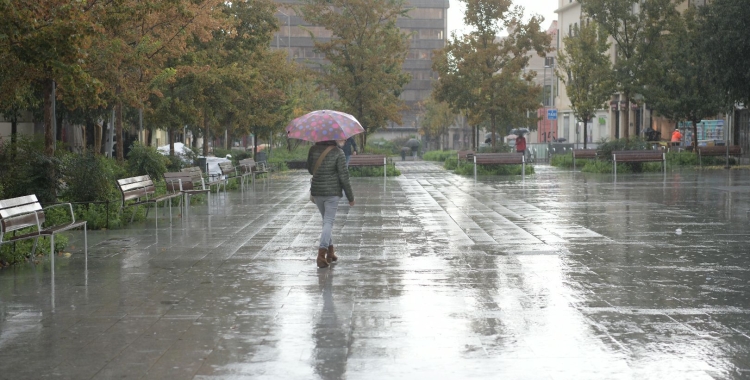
[473,153,526,180]
[116,175,182,229]
[0,194,87,262]
[164,172,211,215]
[348,155,388,181]
[238,158,269,189]
[697,146,742,167]
[572,149,597,170]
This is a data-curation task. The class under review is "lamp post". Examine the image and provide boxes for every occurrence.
[277,11,290,61]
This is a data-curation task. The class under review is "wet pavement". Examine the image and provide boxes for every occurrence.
[1,161,750,379]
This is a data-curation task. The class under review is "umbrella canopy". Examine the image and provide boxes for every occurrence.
[286,110,364,142]
[510,128,530,136]
[405,138,420,148]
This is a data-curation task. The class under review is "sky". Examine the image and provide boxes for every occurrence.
[447,0,559,36]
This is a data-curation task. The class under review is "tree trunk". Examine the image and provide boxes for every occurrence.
[81,125,87,153]
[691,117,699,153]
[115,100,124,162]
[170,129,175,156]
[203,111,209,156]
[491,113,496,149]
[144,129,150,147]
[94,122,102,155]
[44,79,54,156]
[582,116,588,149]
[56,113,64,143]
[622,93,630,139]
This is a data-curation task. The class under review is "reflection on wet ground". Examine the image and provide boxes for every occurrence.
[1,162,749,379]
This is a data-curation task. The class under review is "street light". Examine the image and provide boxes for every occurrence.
[277,11,291,61]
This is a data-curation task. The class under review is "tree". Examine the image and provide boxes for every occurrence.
[89,0,225,161]
[301,0,412,148]
[644,7,726,152]
[0,0,104,156]
[579,0,677,138]
[419,99,455,150]
[432,0,550,149]
[557,21,613,149]
[699,0,750,106]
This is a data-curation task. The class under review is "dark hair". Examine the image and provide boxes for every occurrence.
[315,140,336,145]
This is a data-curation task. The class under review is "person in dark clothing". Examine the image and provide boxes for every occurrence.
[307,140,355,268]
[337,137,358,168]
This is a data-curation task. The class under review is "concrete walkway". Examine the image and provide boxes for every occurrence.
[1,161,750,379]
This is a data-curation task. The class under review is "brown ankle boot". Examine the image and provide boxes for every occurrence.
[316,248,329,268]
[327,245,338,263]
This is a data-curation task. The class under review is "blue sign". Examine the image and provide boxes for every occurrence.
[547,109,558,120]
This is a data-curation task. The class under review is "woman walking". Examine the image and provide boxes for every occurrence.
[308,140,355,268]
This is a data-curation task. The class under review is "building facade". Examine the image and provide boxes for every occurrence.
[273,0,449,142]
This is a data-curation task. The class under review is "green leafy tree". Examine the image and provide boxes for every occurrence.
[0,0,104,157]
[699,0,750,106]
[579,0,678,138]
[432,0,550,149]
[557,21,613,149]
[300,0,412,148]
[644,7,726,152]
[419,99,455,150]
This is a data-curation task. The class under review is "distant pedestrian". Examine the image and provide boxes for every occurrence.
[671,128,682,147]
[337,137,358,168]
[308,140,355,268]
[516,134,527,156]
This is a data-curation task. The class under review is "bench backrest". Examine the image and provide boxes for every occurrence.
[181,166,206,183]
[0,195,44,236]
[348,155,386,165]
[457,150,475,160]
[612,150,663,161]
[218,161,237,175]
[474,153,524,164]
[164,172,196,192]
[117,175,156,203]
[698,146,742,155]
[238,158,257,173]
[572,149,597,158]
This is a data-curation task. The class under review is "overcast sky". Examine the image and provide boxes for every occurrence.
[447,0,558,36]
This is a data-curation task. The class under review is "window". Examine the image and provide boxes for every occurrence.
[407,8,444,19]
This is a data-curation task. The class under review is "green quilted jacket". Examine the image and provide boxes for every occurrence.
[307,143,354,202]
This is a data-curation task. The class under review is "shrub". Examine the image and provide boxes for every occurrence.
[550,153,573,168]
[423,150,456,162]
[348,164,401,177]
[454,163,534,176]
[0,135,64,204]
[478,144,512,153]
[127,142,169,179]
[444,156,458,170]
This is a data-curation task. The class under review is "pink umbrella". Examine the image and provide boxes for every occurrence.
[285,110,365,142]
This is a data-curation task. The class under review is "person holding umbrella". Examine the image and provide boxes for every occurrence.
[287,110,361,268]
[515,132,527,157]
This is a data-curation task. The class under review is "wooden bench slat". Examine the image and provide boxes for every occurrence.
[117,175,151,185]
[698,146,742,155]
[1,212,45,233]
[0,195,39,209]
[0,203,43,219]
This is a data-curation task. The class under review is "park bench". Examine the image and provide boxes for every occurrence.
[181,166,223,193]
[473,153,526,180]
[218,161,244,193]
[116,175,183,228]
[0,195,87,261]
[164,171,212,212]
[697,145,742,167]
[612,150,665,175]
[572,149,597,170]
[457,150,475,167]
[238,158,269,188]
[348,154,389,181]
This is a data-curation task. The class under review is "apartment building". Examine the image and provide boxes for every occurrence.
[274,0,449,141]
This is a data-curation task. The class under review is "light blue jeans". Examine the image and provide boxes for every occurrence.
[313,196,340,249]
